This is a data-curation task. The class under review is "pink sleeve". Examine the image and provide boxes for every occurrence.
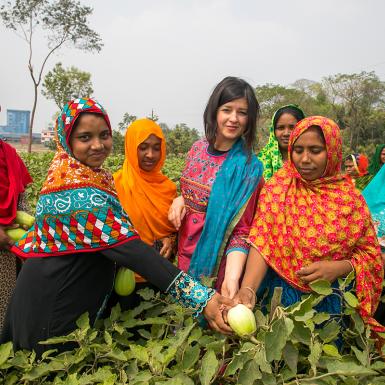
[225,178,265,255]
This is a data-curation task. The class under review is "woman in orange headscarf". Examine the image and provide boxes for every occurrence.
[114,119,177,259]
[236,116,384,334]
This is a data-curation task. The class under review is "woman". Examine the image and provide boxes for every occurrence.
[168,77,264,299]
[114,118,177,258]
[344,153,372,191]
[236,116,384,333]
[1,98,233,355]
[368,144,385,177]
[0,139,32,329]
[258,104,305,180]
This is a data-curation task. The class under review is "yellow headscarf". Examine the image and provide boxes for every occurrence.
[114,119,177,245]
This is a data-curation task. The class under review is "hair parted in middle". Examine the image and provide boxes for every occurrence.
[203,76,260,154]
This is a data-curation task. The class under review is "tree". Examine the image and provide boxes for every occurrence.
[322,71,385,149]
[0,0,102,152]
[118,113,137,132]
[42,62,93,110]
[147,109,159,122]
[165,123,200,155]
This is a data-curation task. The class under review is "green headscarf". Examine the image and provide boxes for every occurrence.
[258,104,305,180]
[368,144,385,176]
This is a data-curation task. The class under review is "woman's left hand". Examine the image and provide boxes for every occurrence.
[203,292,234,335]
[159,237,173,259]
[221,277,239,299]
[296,260,353,283]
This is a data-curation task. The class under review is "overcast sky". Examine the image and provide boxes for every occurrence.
[1,0,385,132]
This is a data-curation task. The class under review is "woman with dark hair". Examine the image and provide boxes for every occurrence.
[258,105,305,180]
[168,77,264,299]
[344,153,372,191]
[368,144,385,177]
[236,116,384,335]
[0,139,32,329]
[1,98,233,355]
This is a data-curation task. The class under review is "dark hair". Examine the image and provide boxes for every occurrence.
[273,106,305,130]
[203,76,259,154]
[308,125,326,145]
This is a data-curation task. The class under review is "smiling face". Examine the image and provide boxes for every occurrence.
[215,97,248,150]
[69,113,112,168]
[380,148,385,165]
[137,134,162,171]
[291,126,327,181]
[274,112,299,152]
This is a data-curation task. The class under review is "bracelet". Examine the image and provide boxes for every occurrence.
[243,286,256,296]
[344,259,355,274]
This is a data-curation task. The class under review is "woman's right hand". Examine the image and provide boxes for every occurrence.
[203,292,234,335]
[168,196,186,230]
[0,225,15,250]
[233,287,256,310]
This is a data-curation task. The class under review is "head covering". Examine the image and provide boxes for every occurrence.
[258,105,305,180]
[113,119,176,245]
[11,98,138,258]
[250,116,384,333]
[188,138,263,279]
[368,144,385,176]
[347,153,371,191]
[363,165,385,248]
[0,140,32,226]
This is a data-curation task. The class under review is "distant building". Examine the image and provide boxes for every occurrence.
[4,110,30,134]
[41,125,55,145]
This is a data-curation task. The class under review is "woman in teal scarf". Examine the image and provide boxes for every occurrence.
[258,105,305,180]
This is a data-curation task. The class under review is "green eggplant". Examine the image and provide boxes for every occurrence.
[114,267,136,296]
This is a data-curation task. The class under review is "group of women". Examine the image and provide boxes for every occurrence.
[1,76,385,355]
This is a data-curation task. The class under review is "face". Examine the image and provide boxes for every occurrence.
[274,113,298,151]
[291,127,327,181]
[215,97,248,148]
[137,134,162,171]
[344,159,358,177]
[380,148,385,164]
[69,114,112,168]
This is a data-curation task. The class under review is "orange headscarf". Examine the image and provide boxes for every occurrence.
[249,116,384,332]
[114,119,177,245]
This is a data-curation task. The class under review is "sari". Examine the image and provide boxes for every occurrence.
[114,119,176,245]
[11,98,138,258]
[250,116,384,333]
[258,105,305,181]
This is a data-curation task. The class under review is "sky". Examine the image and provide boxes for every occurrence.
[1,0,385,133]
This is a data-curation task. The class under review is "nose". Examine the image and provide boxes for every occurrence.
[229,110,238,122]
[302,150,311,163]
[145,148,155,159]
[91,138,104,151]
[283,127,291,137]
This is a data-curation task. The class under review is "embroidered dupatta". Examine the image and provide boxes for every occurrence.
[250,116,384,332]
[12,98,138,258]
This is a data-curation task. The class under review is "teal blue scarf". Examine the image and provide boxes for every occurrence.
[188,139,263,280]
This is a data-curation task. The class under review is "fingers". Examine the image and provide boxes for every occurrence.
[299,272,320,283]
[296,264,316,276]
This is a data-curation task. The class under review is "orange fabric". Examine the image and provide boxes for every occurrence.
[249,116,384,333]
[114,119,177,245]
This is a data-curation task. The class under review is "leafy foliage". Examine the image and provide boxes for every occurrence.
[1,280,385,384]
[42,62,94,110]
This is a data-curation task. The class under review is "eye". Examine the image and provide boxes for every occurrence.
[239,111,248,116]
[100,131,110,139]
[138,144,147,151]
[78,135,90,141]
[293,147,303,154]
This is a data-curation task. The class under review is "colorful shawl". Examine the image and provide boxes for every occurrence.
[363,165,385,249]
[368,144,385,176]
[258,105,305,180]
[188,138,263,279]
[249,116,384,332]
[0,140,32,226]
[11,98,138,258]
[114,119,176,245]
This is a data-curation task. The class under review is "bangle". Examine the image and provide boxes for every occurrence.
[243,286,256,296]
[344,259,355,273]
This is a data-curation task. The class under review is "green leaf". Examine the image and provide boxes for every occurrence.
[137,287,155,300]
[326,360,377,376]
[322,344,341,358]
[238,359,262,384]
[76,312,90,330]
[255,309,267,328]
[0,342,13,365]
[319,320,340,343]
[351,346,368,366]
[224,353,248,376]
[351,311,365,334]
[265,318,293,362]
[104,330,112,345]
[309,279,333,295]
[181,344,200,370]
[269,287,283,321]
[130,345,149,362]
[291,321,311,344]
[312,312,330,325]
[344,292,359,308]
[199,349,219,385]
[283,342,298,374]
[308,341,322,374]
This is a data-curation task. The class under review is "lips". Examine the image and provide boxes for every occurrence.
[299,168,314,174]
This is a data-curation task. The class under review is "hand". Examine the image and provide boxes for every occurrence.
[296,260,353,284]
[203,292,235,335]
[168,196,186,230]
[233,287,256,310]
[221,277,239,299]
[0,224,16,250]
[159,237,173,259]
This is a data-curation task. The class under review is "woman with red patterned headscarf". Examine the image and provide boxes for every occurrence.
[236,116,384,335]
[0,139,32,329]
